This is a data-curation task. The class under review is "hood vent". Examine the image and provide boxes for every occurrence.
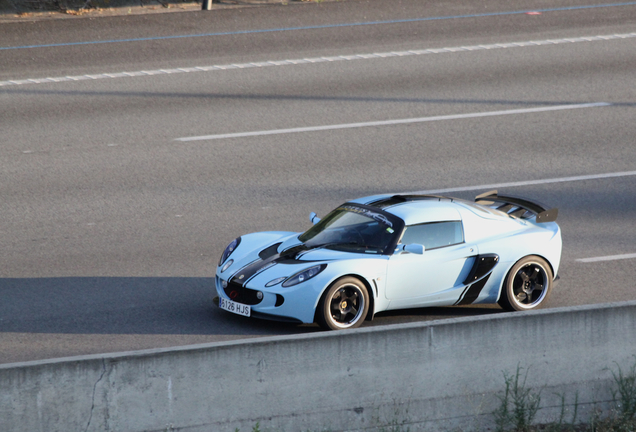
[259,242,282,260]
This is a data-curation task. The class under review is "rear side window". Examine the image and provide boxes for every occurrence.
[400,221,464,250]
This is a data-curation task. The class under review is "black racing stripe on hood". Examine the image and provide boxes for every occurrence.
[230,244,321,287]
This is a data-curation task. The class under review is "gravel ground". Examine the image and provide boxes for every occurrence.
[0,0,338,22]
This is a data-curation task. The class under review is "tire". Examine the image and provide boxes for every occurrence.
[498,255,553,311]
[317,277,370,330]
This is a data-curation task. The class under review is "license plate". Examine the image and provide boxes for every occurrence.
[219,297,251,317]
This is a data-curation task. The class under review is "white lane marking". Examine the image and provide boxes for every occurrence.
[404,170,636,195]
[175,103,611,142]
[576,253,636,263]
[1,33,635,87]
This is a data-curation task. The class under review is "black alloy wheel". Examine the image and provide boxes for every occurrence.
[317,277,369,330]
[499,255,553,311]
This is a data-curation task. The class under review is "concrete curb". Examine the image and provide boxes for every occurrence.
[2,301,636,431]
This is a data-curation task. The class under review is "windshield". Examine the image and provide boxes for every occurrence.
[298,204,402,255]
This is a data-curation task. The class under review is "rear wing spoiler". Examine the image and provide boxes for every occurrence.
[475,190,558,223]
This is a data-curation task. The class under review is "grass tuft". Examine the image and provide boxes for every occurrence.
[494,364,542,432]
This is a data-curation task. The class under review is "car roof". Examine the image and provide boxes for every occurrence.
[350,194,464,225]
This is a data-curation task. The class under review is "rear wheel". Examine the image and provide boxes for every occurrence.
[499,256,553,311]
[317,277,369,330]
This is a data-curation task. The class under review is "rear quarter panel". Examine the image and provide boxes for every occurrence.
[459,206,562,303]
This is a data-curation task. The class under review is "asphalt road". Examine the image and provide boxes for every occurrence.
[1,0,635,364]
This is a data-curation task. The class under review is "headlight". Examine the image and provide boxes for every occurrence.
[282,264,327,288]
[219,237,241,267]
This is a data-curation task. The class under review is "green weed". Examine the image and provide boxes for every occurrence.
[494,364,542,432]
[610,361,636,423]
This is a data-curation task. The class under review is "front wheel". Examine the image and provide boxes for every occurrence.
[317,277,369,330]
[499,256,553,311]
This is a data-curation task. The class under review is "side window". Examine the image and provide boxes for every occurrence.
[400,221,464,250]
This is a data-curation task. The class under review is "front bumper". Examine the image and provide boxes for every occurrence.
[215,276,316,324]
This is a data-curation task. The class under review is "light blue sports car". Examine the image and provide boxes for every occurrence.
[215,191,561,330]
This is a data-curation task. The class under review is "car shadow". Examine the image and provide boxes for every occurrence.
[0,276,503,336]
[0,276,319,337]
[0,277,512,363]
[370,304,503,326]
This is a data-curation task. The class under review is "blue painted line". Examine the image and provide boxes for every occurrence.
[2,1,636,51]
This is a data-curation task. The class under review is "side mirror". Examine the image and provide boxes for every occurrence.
[396,244,425,254]
[309,212,321,225]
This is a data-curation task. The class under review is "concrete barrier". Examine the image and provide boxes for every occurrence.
[2,301,636,432]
